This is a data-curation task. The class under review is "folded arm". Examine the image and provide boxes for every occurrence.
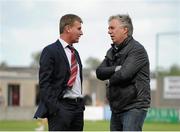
[96,57,116,80]
[109,47,148,85]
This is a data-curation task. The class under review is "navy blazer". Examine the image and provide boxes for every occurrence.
[34,40,83,118]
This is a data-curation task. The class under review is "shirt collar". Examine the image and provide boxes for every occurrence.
[58,38,69,49]
[111,36,133,52]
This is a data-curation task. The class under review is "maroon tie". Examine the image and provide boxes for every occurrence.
[67,46,78,88]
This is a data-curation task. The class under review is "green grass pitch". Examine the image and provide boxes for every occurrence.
[0,120,180,131]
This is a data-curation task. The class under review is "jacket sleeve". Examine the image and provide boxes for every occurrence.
[109,46,149,85]
[96,57,116,80]
[39,47,58,114]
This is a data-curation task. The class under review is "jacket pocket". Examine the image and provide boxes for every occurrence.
[135,80,150,101]
[114,53,127,65]
[109,84,137,110]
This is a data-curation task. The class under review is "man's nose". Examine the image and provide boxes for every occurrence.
[80,30,83,35]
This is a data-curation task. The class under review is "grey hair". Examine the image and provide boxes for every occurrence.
[108,14,133,36]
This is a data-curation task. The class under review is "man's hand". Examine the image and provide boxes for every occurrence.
[115,65,121,72]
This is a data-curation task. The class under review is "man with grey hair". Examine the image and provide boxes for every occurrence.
[96,14,151,131]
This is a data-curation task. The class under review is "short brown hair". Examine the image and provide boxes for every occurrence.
[59,14,83,34]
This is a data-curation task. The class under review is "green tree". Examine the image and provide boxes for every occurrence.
[158,64,180,76]
[169,64,180,75]
[85,57,101,70]
[30,51,41,67]
[0,61,8,68]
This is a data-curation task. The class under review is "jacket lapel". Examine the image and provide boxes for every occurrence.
[55,40,70,69]
[74,51,81,66]
[74,50,83,84]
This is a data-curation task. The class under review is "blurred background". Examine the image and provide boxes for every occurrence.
[0,0,180,131]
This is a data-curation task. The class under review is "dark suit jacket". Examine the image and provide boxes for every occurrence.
[34,40,83,118]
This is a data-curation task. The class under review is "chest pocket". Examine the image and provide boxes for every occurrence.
[114,53,127,65]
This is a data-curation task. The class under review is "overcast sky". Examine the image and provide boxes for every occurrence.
[0,0,180,71]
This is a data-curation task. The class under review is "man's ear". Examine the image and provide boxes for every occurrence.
[65,25,71,33]
[124,27,128,34]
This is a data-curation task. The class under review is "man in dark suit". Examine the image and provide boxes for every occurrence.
[34,14,84,131]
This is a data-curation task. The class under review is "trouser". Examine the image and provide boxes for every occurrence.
[110,108,147,131]
[47,98,84,131]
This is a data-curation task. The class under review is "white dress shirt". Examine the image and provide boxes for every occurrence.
[58,38,83,98]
